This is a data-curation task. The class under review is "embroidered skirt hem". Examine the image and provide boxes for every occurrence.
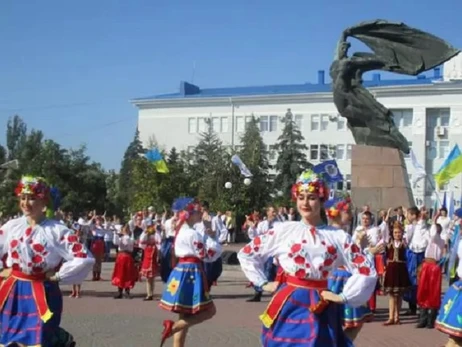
[159,262,212,315]
[328,268,373,328]
[435,280,462,338]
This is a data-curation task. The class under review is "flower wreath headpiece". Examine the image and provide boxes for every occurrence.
[15,175,61,218]
[324,193,352,219]
[291,169,329,201]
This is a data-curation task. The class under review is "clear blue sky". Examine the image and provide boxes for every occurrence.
[1,0,461,170]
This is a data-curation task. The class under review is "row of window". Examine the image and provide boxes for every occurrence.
[187,108,452,135]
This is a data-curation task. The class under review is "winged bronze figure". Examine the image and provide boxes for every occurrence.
[330,20,460,154]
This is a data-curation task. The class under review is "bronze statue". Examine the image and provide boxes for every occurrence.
[330,20,460,154]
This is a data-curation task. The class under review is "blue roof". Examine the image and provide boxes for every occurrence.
[133,69,442,102]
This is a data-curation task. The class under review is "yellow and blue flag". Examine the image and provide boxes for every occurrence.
[434,144,462,189]
[145,148,169,174]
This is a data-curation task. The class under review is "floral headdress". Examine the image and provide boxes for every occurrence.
[291,169,329,201]
[15,175,61,218]
[324,193,352,219]
[172,197,200,221]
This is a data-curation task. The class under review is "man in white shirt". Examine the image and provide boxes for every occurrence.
[352,209,390,312]
[403,206,430,316]
[212,211,228,245]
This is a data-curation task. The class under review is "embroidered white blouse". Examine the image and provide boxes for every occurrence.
[0,217,95,285]
[113,234,134,252]
[175,224,222,263]
[139,231,162,250]
[238,221,377,308]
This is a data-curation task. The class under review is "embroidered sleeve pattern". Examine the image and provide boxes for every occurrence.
[56,227,95,285]
[237,228,279,287]
[191,232,222,263]
[339,233,378,308]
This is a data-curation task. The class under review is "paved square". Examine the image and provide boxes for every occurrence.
[60,259,447,347]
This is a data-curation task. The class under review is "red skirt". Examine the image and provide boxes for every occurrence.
[111,252,138,289]
[417,259,442,309]
[140,245,158,279]
[91,239,105,257]
[375,253,386,276]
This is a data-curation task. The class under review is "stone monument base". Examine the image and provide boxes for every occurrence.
[351,145,414,211]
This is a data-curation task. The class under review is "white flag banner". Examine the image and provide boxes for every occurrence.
[410,149,426,188]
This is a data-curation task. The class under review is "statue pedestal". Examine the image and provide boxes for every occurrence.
[351,145,414,211]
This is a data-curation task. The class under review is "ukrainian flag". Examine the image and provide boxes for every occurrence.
[145,148,169,174]
[434,144,462,189]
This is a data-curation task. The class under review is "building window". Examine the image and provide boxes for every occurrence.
[295,114,303,129]
[346,144,352,160]
[320,115,329,131]
[427,108,451,128]
[260,116,269,132]
[320,144,328,160]
[245,116,252,129]
[211,117,220,133]
[270,115,278,132]
[188,118,196,133]
[391,109,413,127]
[438,140,450,159]
[346,174,351,191]
[310,144,319,160]
[403,141,412,158]
[311,115,320,131]
[197,117,207,133]
[337,117,346,130]
[336,181,344,190]
[236,116,244,133]
[268,145,277,161]
[220,117,228,133]
[336,144,345,160]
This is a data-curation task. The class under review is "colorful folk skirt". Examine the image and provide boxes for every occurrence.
[383,261,412,295]
[140,245,159,279]
[260,276,353,347]
[0,271,75,347]
[203,257,223,287]
[328,267,372,328]
[417,259,442,309]
[436,280,462,338]
[159,257,213,315]
[403,249,425,303]
[160,237,174,283]
[111,251,138,289]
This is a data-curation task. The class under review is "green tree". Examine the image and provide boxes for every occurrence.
[235,115,270,213]
[6,115,27,161]
[273,109,311,204]
[119,128,145,210]
[190,119,229,209]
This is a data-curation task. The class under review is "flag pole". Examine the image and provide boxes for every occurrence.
[425,176,442,205]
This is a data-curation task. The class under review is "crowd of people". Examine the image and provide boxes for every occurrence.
[0,171,461,347]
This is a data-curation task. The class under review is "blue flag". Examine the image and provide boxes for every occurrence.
[313,160,343,183]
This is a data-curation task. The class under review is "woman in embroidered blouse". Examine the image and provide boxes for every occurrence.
[139,222,162,301]
[159,198,222,347]
[0,176,95,347]
[111,225,138,299]
[238,170,377,347]
[326,193,383,342]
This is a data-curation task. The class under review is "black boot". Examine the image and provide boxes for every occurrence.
[246,291,262,302]
[404,303,417,316]
[114,288,123,299]
[426,309,437,329]
[416,309,428,328]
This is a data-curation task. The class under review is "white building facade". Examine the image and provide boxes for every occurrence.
[132,56,462,208]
